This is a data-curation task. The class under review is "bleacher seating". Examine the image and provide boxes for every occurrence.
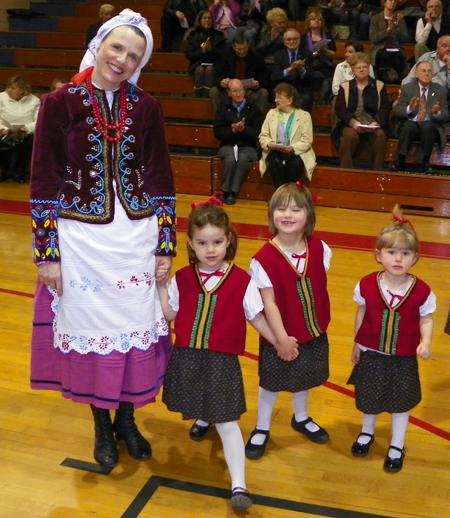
[1,0,450,217]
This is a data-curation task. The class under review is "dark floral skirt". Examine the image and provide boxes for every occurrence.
[162,348,246,423]
[347,348,421,414]
[259,333,329,393]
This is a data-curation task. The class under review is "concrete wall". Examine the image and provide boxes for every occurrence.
[0,1,32,32]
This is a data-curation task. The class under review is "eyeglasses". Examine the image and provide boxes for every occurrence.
[285,37,299,42]
[353,65,369,70]
[229,89,245,94]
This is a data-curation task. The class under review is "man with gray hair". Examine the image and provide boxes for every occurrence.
[271,29,313,113]
[414,0,450,61]
[402,35,450,89]
[86,4,115,46]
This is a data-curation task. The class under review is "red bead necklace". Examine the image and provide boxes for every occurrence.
[86,75,127,142]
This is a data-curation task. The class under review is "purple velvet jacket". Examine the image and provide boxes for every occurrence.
[30,80,176,264]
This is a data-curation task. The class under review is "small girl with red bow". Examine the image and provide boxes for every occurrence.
[156,197,277,512]
[245,182,332,460]
[348,205,435,474]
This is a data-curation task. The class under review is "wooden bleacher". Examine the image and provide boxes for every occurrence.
[2,0,450,217]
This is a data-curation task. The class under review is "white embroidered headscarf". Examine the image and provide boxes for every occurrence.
[79,8,153,85]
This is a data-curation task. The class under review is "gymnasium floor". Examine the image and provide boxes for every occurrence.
[1,185,450,518]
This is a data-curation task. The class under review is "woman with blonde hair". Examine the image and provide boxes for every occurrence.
[332,53,390,170]
[300,12,336,104]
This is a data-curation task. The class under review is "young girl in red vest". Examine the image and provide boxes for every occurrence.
[156,197,277,511]
[245,182,332,460]
[349,205,435,473]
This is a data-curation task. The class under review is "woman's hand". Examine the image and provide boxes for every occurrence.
[1,129,10,137]
[38,263,63,296]
[155,256,172,285]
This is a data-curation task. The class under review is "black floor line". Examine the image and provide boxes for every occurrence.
[62,460,395,518]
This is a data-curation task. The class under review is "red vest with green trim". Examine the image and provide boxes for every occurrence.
[174,263,250,355]
[253,236,330,343]
[355,272,431,356]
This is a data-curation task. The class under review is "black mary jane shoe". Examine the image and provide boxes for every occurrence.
[245,428,270,460]
[291,415,329,444]
[231,487,253,511]
[351,432,374,457]
[189,422,213,441]
[383,445,405,473]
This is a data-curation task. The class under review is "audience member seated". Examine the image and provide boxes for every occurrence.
[0,75,40,183]
[259,83,316,188]
[236,0,267,46]
[415,0,450,61]
[160,0,207,52]
[271,29,313,113]
[50,77,68,92]
[402,35,450,88]
[210,34,269,113]
[210,0,242,42]
[332,42,375,96]
[369,0,409,84]
[257,8,287,65]
[358,0,382,41]
[318,0,360,41]
[186,11,227,98]
[389,61,449,174]
[300,12,336,105]
[332,53,390,171]
[265,0,309,21]
[213,79,263,205]
[86,4,115,46]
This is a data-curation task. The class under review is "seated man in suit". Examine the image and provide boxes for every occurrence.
[210,34,269,115]
[390,62,449,174]
[86,4,115,46]
[271,29,313,113]
[213,79,263,205]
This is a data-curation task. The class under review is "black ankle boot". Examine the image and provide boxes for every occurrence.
[114,402,151,461]
[90,405,119,467]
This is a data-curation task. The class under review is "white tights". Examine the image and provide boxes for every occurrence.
[215,421,246,490]
[249,387,319,446]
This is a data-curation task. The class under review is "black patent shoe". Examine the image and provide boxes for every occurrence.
[245,428,270,460]
[291,415,329,444]
[189,422,212,441]
[383,445,405,473]
[231,487,253,511]
[351,432,374,457]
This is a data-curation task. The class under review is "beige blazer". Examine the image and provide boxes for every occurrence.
[258,108,316,180]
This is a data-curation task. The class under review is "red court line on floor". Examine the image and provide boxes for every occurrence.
[3,199,450,259]
[0,287,34,298]
[243,352,450,442]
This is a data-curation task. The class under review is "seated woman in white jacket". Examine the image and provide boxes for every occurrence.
[259,83,316,189]
[0,75,40,183]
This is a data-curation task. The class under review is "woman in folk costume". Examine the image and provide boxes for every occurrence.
[29,9,176,468]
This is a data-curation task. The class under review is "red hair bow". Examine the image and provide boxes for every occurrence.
[191,193,224,210]
[393,213,414,230]
[295,181,322,203]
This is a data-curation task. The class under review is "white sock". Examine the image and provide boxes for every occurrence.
[357,414,378,445]
[195,419,209,428]
[389,412,409,459]
[292,390,320,433]
[216,421,246,490]
[250,387,278,446]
